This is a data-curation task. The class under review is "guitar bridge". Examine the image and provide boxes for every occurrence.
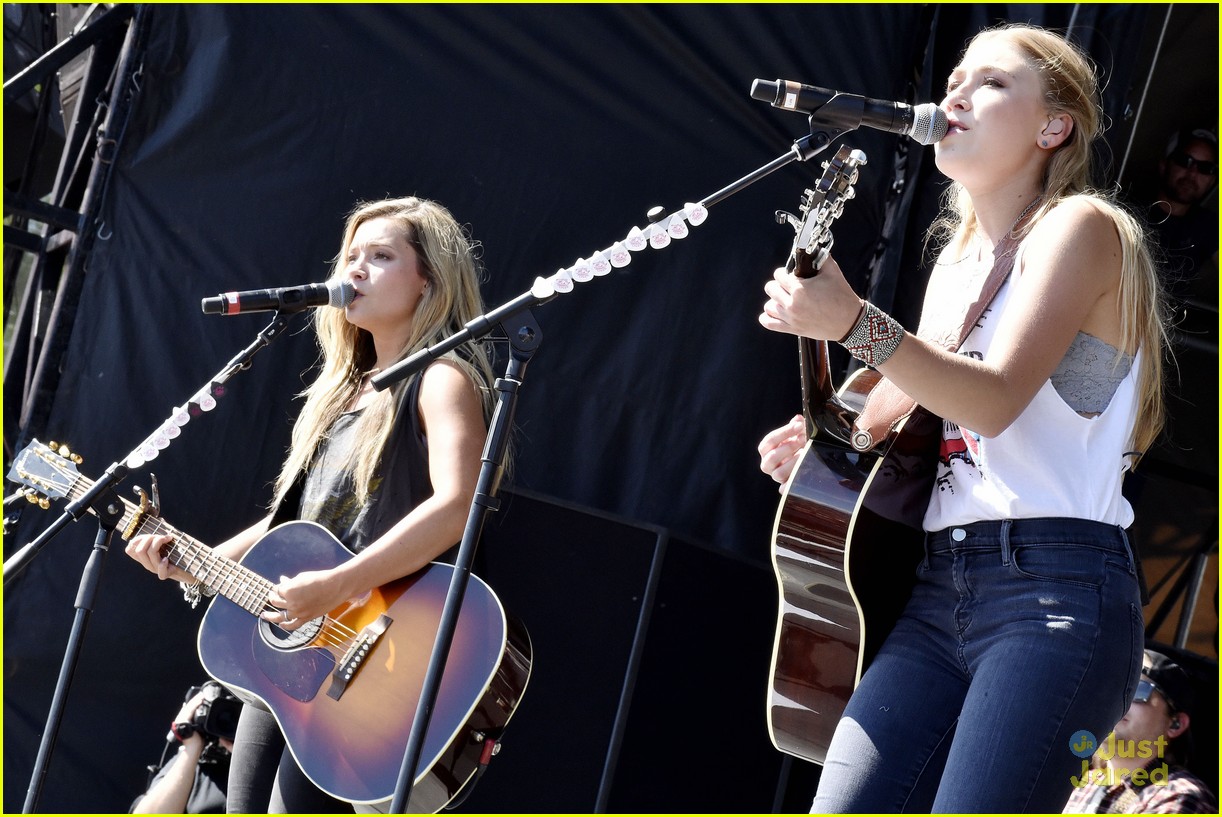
[326,613,391,701]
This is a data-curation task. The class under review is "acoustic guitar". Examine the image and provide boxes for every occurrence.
[9,439,532,810]
[765,146,933,765]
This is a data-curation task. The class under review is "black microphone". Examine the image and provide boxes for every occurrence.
[751,78,948,145]
[200,280,355,315]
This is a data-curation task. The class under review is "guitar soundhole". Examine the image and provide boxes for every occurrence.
[258,616,324,651]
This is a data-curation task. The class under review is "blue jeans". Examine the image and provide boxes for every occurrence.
[811,518,1144,813]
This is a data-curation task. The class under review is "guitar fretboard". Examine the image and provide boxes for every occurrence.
[62,473,273,616]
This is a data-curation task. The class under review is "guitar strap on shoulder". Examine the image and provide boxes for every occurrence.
[848,229,1025,453]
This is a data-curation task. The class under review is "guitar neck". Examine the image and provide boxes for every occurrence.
[778,143,867,447]
[64,475,272,616]
[798,337,833,437]
[792,249,856,446]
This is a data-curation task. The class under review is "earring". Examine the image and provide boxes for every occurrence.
[1042,140,1049,147]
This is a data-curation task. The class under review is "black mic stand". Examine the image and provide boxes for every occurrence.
[377,310,540,814]
[19,488,123,814]
[5,310,298,812]
[373,103,865,812]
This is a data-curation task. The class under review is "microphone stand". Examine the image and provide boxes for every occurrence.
[374,103,863,812]
[381,310,540,814]
[5,312,296,584]
[6,310,298,812]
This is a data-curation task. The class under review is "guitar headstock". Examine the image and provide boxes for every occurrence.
[7,440,83,507]
[776,145,868,278]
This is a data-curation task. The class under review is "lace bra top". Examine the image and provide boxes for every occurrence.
[1050,332,1134,416]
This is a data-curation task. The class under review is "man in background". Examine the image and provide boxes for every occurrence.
[1064,649,1215,814]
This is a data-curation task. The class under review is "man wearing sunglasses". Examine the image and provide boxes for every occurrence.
[1130,127,1219,488]
[1147,127,1218,305]
[1064,648,1216,813]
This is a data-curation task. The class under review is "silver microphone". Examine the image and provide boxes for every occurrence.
[751,78,949,145]
[201,280,355,315]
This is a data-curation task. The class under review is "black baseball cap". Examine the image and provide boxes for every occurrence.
[1143,649,1197,716]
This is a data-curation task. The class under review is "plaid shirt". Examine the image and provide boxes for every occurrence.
[1064,765,1217,814]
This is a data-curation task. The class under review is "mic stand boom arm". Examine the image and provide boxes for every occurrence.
[5,310,299,813]
[4,311,297,584]
[373,124,846,390]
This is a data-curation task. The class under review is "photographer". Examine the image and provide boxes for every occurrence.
[131,682,239,814]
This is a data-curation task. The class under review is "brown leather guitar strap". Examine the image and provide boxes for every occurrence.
[848,230,1023,452]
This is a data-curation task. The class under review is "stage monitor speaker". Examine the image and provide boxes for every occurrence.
[599,534,793,812]
[454,488,666,812]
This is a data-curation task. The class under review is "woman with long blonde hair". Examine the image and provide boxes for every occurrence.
[758,24,1168,811]
[126,196,495,810]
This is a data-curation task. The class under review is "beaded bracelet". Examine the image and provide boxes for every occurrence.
[180,580,217,609]
[840,301,905,367]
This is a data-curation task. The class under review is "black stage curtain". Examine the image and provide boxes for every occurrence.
[7,5,1164,811]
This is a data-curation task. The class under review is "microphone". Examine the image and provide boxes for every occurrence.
[200,280,355,315]
[751,78,948,145]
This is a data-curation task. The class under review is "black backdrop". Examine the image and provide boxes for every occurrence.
[5,4,1211,812]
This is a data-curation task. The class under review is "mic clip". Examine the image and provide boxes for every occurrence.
[803,93,870,147]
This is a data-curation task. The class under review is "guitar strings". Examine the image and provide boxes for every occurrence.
[155,519,365,650]
[57,477,364,654]
[156,516,364,653]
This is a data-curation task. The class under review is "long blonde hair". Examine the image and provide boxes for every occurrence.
[273,197,496,506]
[929,24,1169,458]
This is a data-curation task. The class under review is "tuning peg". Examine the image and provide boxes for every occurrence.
[45,440,82,463]
[775,210,798,230]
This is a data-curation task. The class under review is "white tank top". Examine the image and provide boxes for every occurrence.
[922,259,1140,531]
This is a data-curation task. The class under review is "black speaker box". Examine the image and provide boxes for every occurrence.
[457,489,667,811]
[455,489,802,812]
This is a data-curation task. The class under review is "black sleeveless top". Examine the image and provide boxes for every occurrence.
[270,373,433,554]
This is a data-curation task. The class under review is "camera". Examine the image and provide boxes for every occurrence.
[173,681,241,743]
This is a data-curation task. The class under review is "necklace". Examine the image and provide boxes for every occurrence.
[352,367,381,397]
[938,195,1044,265]
[1004,195,1043,239]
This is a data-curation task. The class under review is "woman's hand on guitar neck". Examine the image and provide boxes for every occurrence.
[758,414,808,488]
[124,534,196,584]
[759,257,863,341]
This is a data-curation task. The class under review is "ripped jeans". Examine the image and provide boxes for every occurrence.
[811,518,1144,814]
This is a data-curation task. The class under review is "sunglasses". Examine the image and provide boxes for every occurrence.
[1169,151,1218,176]
[1133,678,1176,711]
